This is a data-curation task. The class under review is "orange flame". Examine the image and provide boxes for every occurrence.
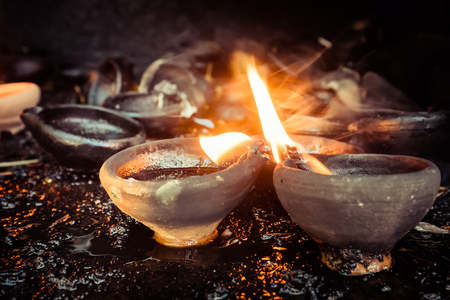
[246,57,331,175]
[199,132,253,164]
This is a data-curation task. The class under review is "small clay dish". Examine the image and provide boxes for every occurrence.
[103,91,187,136]
[348,111,450,158]
[283,115,349,138]
[20,104,146,170]
[99,138,269,247]
[290,135,363,155]
[273,154,440,275]
[87,57,136,106]
[0,82,40,134]
[251,134,364,156]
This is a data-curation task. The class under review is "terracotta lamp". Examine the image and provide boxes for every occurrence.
[273,154,440,275]
[100,137,269,247]
[0,82,40,134]
[20,104,146,170]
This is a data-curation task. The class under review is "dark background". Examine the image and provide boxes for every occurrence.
[1,0,449,73]
[1,0,450,111]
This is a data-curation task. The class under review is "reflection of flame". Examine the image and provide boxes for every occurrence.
[246,57,331,175]
[199,132,253,164]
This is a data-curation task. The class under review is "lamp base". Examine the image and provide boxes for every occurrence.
[153,229,219,248]
[320,246,392,275]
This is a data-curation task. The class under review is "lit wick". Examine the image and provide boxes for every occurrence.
[246,56,331,175]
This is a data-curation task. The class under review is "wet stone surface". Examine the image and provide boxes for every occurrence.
[1,135,450,299]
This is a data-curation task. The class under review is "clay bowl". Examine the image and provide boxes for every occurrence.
[20,104,146,170]
[99,138,269,247]
[348,111,450,158]
[0,82,40,134]
[103,91,187,136]
[251,134,364,157]
[290,135,363,155]
[87,57,136,106]
[283,115,349,138]
[273,154,440,275]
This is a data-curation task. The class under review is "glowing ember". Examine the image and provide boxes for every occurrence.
[246,57,331,175]
[199,132,253,164]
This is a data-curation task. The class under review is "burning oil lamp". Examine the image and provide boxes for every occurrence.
[247,57,441,275]
[0,82,40,134]
[99,134,269,247]
[274,154,440,275]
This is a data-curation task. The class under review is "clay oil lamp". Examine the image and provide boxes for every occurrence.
[99,133,269,247]
[247,58,441,275]
[102,91,192,137]
[138,55,213,107]
[102,56,213,136]
[0,82,40,134]
[274,153,440,275]
[289,134,363,155]
[283,115,349,139]
[20,104,146,170]
[87,57,136,107]
[252,134,363,156]
[348,111,450,158]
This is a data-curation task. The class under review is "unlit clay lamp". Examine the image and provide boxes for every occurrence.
[347,111,450,158]
[103,91,190,136]
[273,153,440,275]
[100,137,269,247]
[87,57,136,106]
[0,82,40,134]
[102,55,214,136]
[288,134,364,155]
[20,104,146,170]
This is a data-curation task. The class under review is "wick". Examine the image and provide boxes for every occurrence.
[239,140,270,163]
[285,144,300,159]
[250,140,269,156]
[284,144,311,171]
